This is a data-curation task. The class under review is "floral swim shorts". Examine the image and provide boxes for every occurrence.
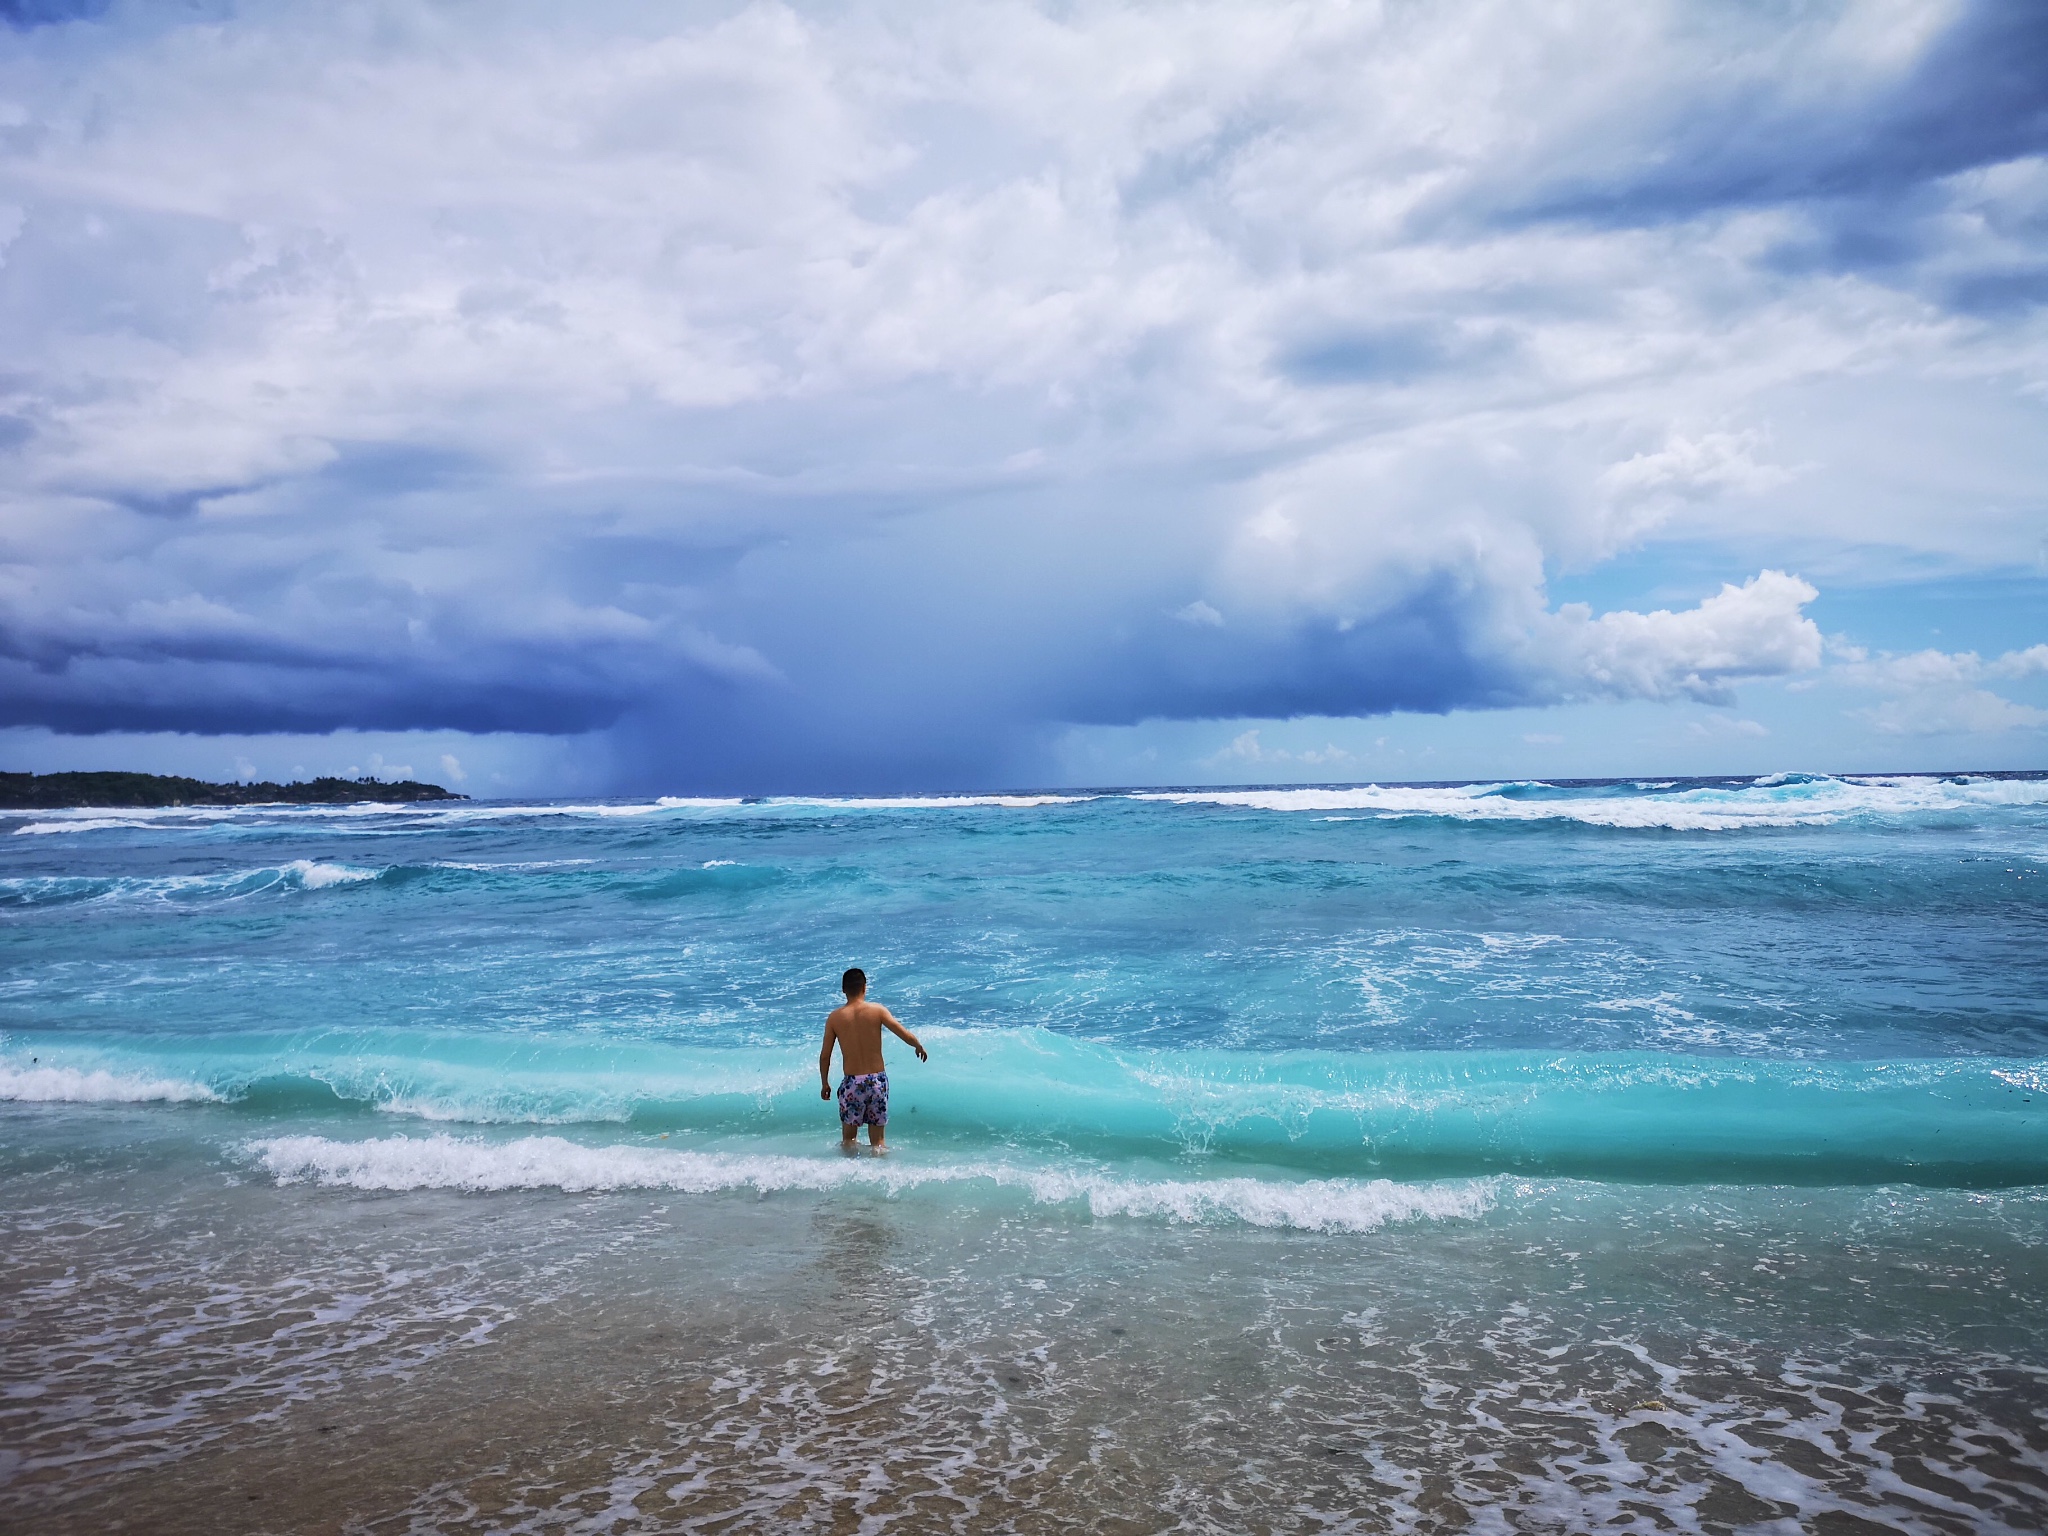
[837,1071,889,1127]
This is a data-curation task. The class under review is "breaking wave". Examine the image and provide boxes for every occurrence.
[0,1062,221,1104]
[1134,772,2048,831]
[13,1031,2047,1186]
[0,859,381,906]
[248,1132,1498,1232]
[6,774,2040,835]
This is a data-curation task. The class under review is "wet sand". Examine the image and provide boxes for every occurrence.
[7,1125,2047,1535]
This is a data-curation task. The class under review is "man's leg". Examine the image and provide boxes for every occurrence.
[836,1076,859,1147]
[866,1073,888,1149]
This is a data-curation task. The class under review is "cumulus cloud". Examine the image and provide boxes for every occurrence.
[1837,645,2048,736]
[1203,729,1353,770]
[0,1,2042,788]
[1990,644,2048,680]
[1539,572,1822,707]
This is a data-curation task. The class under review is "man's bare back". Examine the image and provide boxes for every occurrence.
[820,967,926,1149]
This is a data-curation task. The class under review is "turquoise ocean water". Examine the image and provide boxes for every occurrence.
[5,773,2047,1531]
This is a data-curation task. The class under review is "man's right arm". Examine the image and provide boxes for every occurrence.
[882,1008,928,1063]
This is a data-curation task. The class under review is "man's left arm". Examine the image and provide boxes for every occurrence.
[883,1010,928,1063]
[819,1019,839,1099]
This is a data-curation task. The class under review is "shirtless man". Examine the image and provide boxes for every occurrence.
[820,967,926,1151]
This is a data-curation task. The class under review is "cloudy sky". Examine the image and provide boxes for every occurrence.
[1,0,2044,793]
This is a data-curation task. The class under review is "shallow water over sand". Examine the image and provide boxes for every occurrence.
[6,1103,2047,1534]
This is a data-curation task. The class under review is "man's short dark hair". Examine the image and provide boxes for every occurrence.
[841,967,867,996]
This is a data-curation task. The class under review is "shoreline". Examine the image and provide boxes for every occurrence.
[6,1109,2045,1535]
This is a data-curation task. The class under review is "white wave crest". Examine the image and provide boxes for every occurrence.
[1135,785,1821,830]
[0,1063,220,1104]
[780,794,1097,809]
[220,794,1087,820]
[0,860,381,904]
[1135,774,2048,830]
[281,858,378,889]
[11,817,161,835]
[432,800,729,820]
[250,1133,1496,1233]
[7,802,438,829]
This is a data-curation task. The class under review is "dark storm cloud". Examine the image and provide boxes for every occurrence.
[1068,582,1517,726]
[1516,1,2048,224]
[1427,1,2048,330]
[1,0,112,30]
[0,608,668,735]
[0,1,2041,787]
[1944,266,2048,316]
[0,657,634,736]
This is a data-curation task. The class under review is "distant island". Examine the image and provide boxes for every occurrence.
[0,771,467,809]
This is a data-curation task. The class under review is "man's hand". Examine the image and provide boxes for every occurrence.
[914,1043,928,1063]
[821,1084,832,1101]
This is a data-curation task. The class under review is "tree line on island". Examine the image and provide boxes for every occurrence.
[0,771,466,809]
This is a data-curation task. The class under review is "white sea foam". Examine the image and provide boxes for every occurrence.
[250,794,1088,820]
[429,858,597,872]
[1135,773,2048,830]
[1055,1171,1495,1230]
[250,1133,1497,1232]
[10,777,2041,836]
[0,1062,220,1103]
[777,794,1096,809]
[0,790,1079,859]
[1134,784,1823,829]
[3,800,714,833]
[7,801,432,829]
[11,817,161,835]
[6,804,243,826]
[422,799,738,821]
[281,858,379,889]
